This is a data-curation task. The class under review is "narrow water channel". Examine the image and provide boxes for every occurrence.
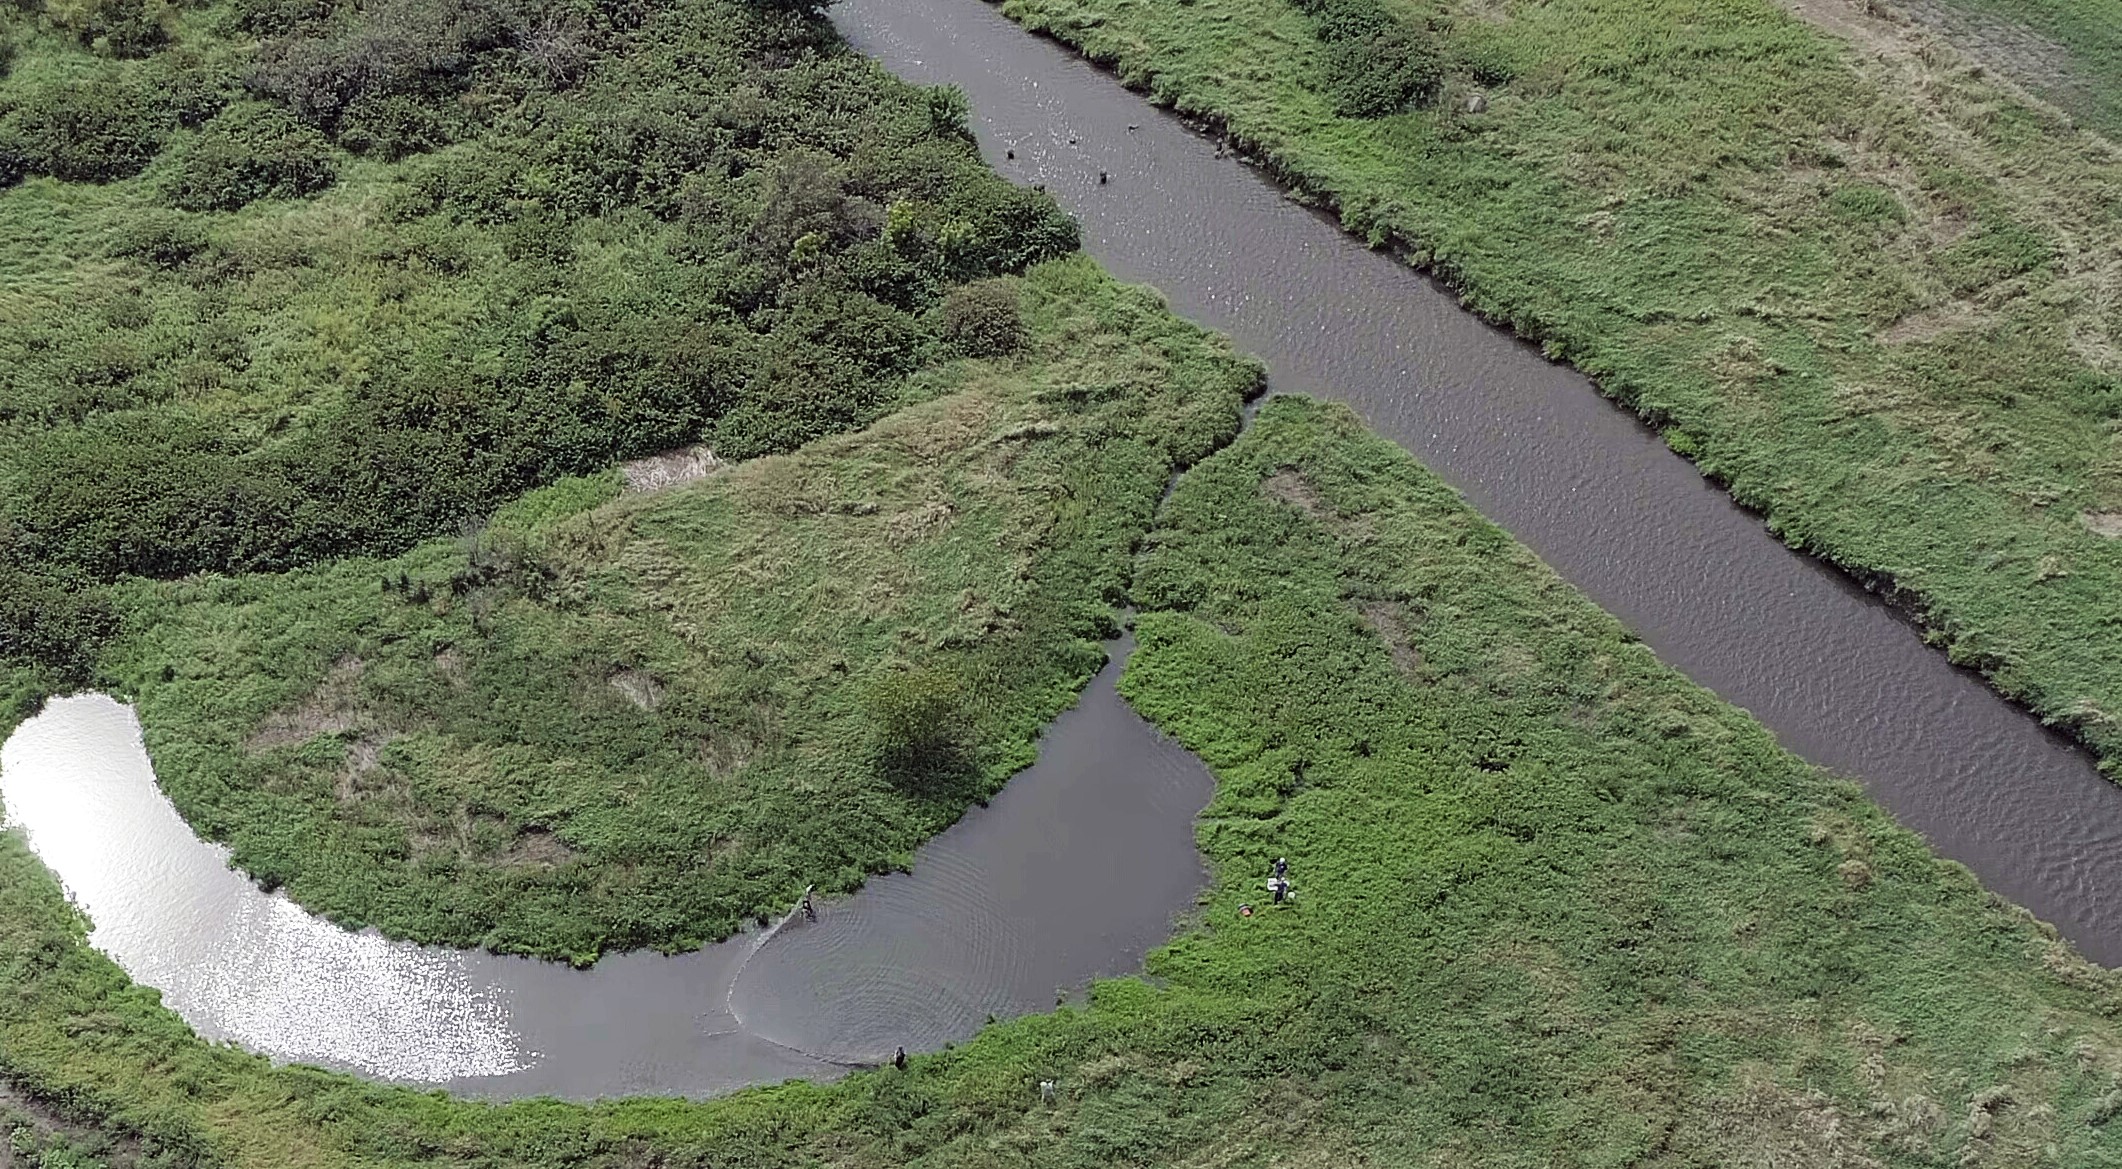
[830,0,2122,964]
[0,636,1215,1098]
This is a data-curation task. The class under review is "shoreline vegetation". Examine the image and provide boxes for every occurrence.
[987,0,2122,780]
[100,256,1255,962]
[3,0,2122,1163]
[7,398,2122,1163]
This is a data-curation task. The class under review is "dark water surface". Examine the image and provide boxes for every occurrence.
[829,0,2122,963]
[0,637,1214,1098]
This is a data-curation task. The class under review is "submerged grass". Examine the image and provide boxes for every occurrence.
[6,397,2122,1164]
[96,256,1254,962]
[992,0,2122,780]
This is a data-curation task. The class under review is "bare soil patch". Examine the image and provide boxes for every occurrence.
[1877,299,1990,346]
[609,668,666,711]
[498,826,574,869]
[1357,600,1424,675]
[621,444,724,492]
[333,732,397,802]
[246,655,367,750]
[0,1080,146,1169]
[1262,468,1331,520]
[2082,511,2122,538]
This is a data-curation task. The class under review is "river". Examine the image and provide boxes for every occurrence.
[0,637,1214,1098]
[827,0,2122,964]
[2,0,2118,1104]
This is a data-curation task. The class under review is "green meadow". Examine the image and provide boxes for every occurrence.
[4,0,2122,1163]
[994,0,2122,778]
[99,257,1254,962]
[8,397,2122,1165]
[1912,0,2122,135]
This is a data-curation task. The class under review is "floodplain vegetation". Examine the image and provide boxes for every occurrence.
[9,399,2122,1165]
[0,0,1074,684]
[994,0,2122,778]
[4,0,2122,1164]
[100,257,1253,962]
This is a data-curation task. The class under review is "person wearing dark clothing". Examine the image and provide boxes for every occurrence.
[894,1047,908,1070]
[1274,856,1288,879]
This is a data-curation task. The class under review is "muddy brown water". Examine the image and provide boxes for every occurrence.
[828,0,2122,963]
[0,637,1216,1098]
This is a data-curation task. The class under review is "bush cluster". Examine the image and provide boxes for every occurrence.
[0,74,174,182]
[0,0,1081,602]
[939,276,1026,357]
[47,0,168,57]
[1291,0,1441,118]
[162,101,337,210]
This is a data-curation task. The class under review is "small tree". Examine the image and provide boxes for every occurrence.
[865,666,969,786]
[940,278,1027,358]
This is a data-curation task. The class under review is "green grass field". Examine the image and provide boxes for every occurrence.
[991,0,2122,780]
[1914,0,2122,136]
[8,397,2122,1165]
[97,257,1254,962]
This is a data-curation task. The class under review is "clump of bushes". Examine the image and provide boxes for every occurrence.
[0,74,174,182]
[1292,0,1441,118]
[865,665,971,787]
[0,562,116,685]
[249,0,526,149]
[940,277,1026,357]
[46,0,169,58]
[1,0,1085,587]
[106,210,211,267]
[163,102,337,210]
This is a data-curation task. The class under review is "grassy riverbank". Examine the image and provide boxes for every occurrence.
[9,397,2122,1165]
[93,257,1252,961]
[1908,0,2122,135]
[992,0,2122,779]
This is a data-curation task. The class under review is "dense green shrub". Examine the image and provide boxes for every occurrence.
[940,276,1026,356]
[104,209,211,266]
[0,0,1080,587]
[1322,24,1440,117]
[0,75,173,181]
[249,0,525,141]
[0,563,115,683]
[163,102,337,209]
[864,666,970,785]
[333,89,455,158]
[140,45,242,127]
[48,0,169,57]
[1290,0,1440,117]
